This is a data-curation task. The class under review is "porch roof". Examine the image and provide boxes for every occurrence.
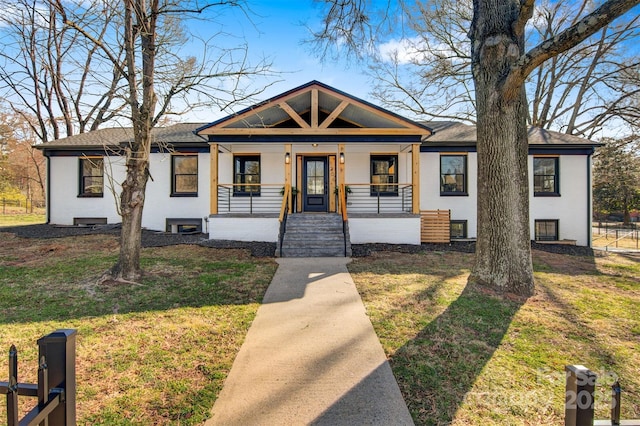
[196,81,432,142]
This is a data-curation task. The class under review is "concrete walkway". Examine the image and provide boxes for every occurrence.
[206,258,414,426]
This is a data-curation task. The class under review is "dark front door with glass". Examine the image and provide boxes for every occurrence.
[303,157,328,212]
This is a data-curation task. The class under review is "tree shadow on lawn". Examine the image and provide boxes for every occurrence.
[390,284,523,425]
[349,251,527,425]
[373,249,638,424]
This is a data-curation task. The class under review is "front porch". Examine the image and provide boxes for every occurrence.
[208,183,422,245]
[198,81,432,248]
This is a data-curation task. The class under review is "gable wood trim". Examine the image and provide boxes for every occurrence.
[206,128,425,136]
[279,102,310,129]
[311,89,319,128]
[197,82,431,135]
[319,100,350,129]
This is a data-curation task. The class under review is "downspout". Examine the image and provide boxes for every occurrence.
[587,151,592,248]
[45,152,51,224]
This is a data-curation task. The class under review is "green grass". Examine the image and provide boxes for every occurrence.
[2,228,638,425]
[0,212,46,226]
[0,232,277,424]
[349,250,640,425]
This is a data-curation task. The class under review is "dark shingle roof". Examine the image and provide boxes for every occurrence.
[422,121,599,145]
[37,123,208,150]
[38,120,599,150]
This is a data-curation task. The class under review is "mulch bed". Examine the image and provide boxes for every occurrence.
[1,224,596,258]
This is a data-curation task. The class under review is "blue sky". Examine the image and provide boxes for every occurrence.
[185,1,375,121]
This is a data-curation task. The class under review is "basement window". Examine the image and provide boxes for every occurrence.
[166,218,202,234]
[73,217,107,226]
[450,220,468,239]
[535,219,559,241]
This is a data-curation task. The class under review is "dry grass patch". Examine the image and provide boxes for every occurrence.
[349,249,640,426]
[0,232,277,424]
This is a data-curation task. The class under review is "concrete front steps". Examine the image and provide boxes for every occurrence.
[277,213,352,257]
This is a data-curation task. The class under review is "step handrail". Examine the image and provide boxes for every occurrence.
[278,185,291,257]
[339,183,348,256]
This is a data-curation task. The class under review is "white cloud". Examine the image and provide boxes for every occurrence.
[377,37,424,64]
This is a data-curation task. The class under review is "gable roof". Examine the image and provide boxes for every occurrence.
[196,81,432,138]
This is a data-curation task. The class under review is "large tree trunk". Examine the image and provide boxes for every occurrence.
[468,0,534,296]
[107,0,157,283]
[110,145,149,282]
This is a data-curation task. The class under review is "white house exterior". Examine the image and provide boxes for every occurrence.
[38,81,599,248]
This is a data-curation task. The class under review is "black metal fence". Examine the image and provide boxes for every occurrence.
[0,329,76,425]
[593,222,640,250]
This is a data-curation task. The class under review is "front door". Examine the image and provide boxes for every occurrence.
[303,157,328,212]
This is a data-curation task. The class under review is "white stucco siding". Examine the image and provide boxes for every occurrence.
[419,152,479,238]
[217,146,284,184]
[343,144,411,184]
[349,216,421,244]
[141,152,211,231]
[48,156,124,225]
[529,155,590,246]
[208,216,279,242]
[49,152,210,231]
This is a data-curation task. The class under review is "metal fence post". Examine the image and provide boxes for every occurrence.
[37,329,77,426]
[7,345,18,426]
[565,365,597,426]
[611,381,621,426]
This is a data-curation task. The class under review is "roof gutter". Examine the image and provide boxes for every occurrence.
[45,153,51,224]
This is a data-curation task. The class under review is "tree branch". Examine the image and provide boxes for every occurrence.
[504,0,640,98]
[513,0,535,38]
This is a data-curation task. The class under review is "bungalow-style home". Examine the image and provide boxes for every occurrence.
[37,81,599,256]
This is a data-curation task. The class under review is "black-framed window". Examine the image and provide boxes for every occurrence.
[535,219,559,241]
[171,154,198,196]
[533,157,559,196]
[79,157,104,197]
[234,155,261,195]
[371,155,398,196]
[450,220,467,239]
[440,155,467,195]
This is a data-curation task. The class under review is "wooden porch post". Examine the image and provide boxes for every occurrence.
[412,143,420,214]
[210,143,218,215]
[285,144,292,213]
[337,144,346,213]
[338,143,345,187]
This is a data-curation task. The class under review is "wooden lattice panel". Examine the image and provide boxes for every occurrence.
[421,210,451,243]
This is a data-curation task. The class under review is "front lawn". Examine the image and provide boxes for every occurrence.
[349,249,640,425]
[0,232,277,424]
[2,228,638,425]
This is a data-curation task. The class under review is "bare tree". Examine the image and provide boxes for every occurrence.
[362,0,640,138]
[313,0,640,296]
[0,110,46,203]
[593,138,640,224]
[52,0,274,282]
[0,0,125,142]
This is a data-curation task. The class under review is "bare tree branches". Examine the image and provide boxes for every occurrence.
[313,0,640,135]
[0,0,125,142]
[504,0,640,100]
